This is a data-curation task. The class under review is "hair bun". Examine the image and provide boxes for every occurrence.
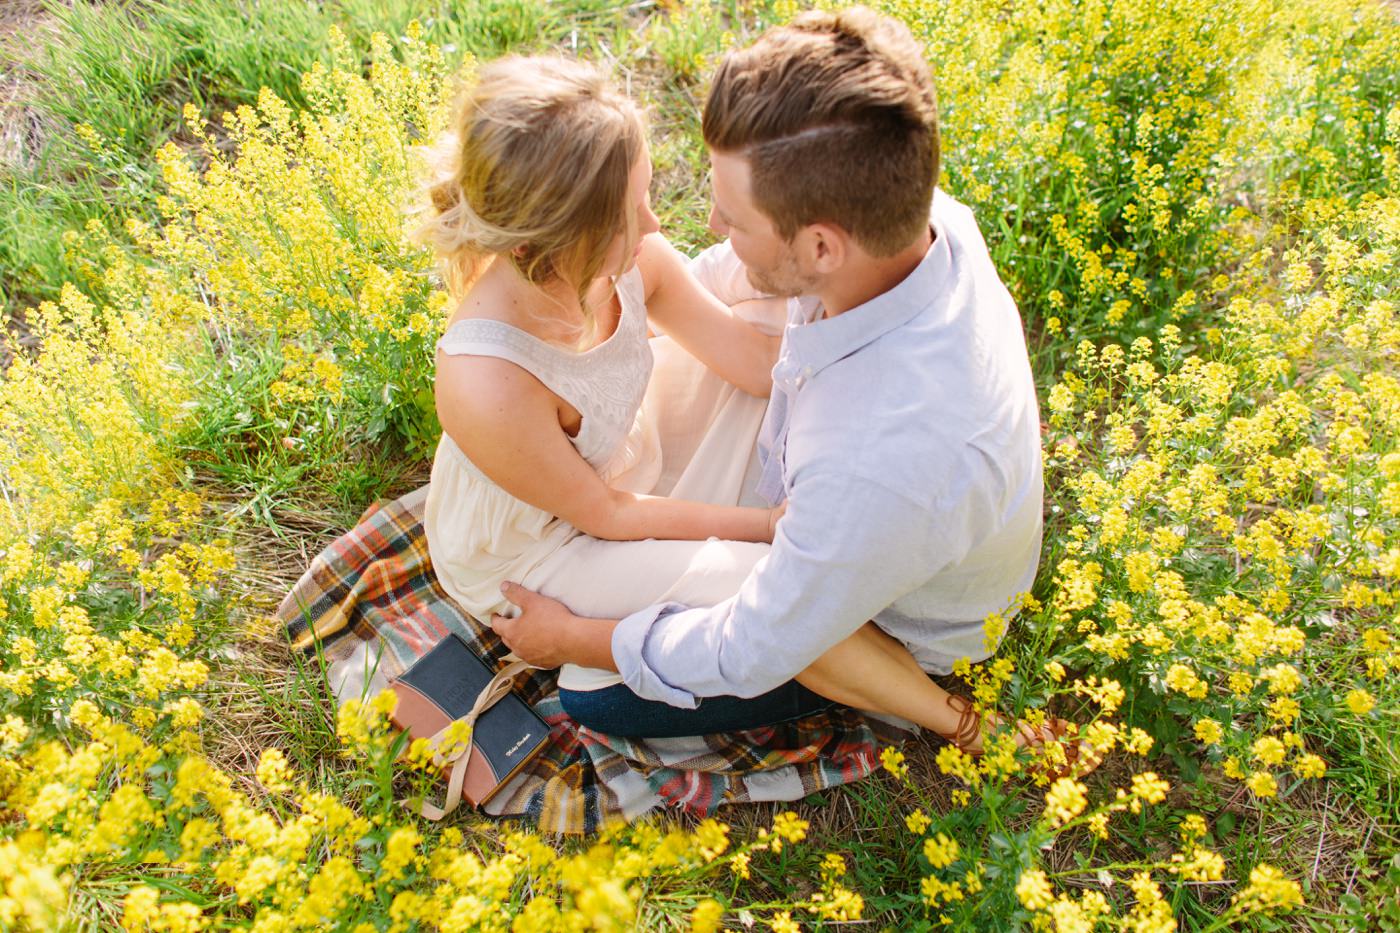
[428,176,460,214]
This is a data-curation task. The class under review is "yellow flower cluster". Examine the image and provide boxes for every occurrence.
[120,25,455,469]
[1,685,854,931]
[1036,192,1398,807]
[0,280,235,771]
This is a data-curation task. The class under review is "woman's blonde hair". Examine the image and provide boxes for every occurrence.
[415,56,644,320]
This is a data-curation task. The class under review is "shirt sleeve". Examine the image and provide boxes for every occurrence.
[688,240,770,307]
[611,469,946,706]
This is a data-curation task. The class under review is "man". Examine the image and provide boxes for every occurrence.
[493,7,1044,739]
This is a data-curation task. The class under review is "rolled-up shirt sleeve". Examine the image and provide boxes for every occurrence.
[612,469,952,705]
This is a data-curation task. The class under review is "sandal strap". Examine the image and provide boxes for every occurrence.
[937,693,985,752]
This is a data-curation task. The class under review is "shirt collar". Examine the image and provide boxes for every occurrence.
[782,210,951,379]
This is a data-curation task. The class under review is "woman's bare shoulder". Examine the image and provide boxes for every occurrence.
[435,352,559,450]
[436,351,552,415]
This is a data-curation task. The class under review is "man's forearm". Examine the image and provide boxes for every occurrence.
[565,615,621,672]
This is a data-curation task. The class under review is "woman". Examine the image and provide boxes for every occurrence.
[417,55,1095,771]
[416,56,785,693]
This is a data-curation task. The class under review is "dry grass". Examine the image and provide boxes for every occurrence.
[0,0,55,172]
[199,490,359,768]
[0,0,58,365]
[196,465,432,793]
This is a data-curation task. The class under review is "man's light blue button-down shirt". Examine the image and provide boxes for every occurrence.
[612,192,1044,707]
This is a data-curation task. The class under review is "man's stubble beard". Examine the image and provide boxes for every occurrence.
[744,248,820,298]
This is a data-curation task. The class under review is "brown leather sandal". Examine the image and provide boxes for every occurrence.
[935,694,1103,782]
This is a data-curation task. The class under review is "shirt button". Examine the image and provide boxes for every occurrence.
[801,365,814,378]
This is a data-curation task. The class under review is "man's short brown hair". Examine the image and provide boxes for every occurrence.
[702,7,939,257]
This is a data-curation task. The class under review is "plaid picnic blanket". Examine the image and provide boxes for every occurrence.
[277,485,906,834]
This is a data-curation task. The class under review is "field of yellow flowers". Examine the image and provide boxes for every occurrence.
[1,0,1397,929]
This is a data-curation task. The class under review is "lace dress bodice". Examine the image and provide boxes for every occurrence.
[434,265,653,470]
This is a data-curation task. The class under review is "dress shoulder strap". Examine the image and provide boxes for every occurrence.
[437,318,586,410]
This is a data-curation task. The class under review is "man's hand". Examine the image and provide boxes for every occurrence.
[491,582,621,672]
[766,500,787,542]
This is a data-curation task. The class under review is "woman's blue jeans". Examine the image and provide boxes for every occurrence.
[559,680,835,738]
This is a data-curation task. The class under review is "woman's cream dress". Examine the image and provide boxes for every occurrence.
[424,264,777,692]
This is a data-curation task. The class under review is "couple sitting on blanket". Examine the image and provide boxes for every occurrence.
[417,7,1095,776]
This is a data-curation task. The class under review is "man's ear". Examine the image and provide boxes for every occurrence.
[800,223,850,275]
